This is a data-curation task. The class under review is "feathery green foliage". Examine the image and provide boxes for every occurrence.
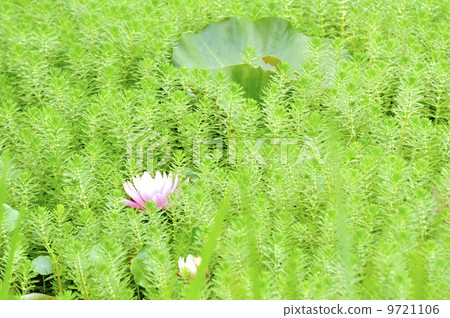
[0,0,448,300]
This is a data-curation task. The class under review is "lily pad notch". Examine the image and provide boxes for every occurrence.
[172,17,319,101]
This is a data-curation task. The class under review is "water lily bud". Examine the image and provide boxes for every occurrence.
[178,254,201,279]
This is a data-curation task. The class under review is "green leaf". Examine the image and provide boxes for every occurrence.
[1,204,18,232]
[262,55,282,70]
[22,293,56,300]
[32,255,53,276]
[229,64,274,101]
[88,243,104,265]
[172,17,317,100]
[185,180,236,300]
[130,245,154,288]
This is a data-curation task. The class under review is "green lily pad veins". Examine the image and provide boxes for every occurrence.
[172,17,315,101]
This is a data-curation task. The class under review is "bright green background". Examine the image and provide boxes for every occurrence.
[0,0,448,300]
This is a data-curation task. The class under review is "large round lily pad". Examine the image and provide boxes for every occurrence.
[172,17,318,100]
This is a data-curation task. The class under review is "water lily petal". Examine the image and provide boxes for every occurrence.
[156,193,169,209]
[123,171,187,211]
[162,179,173,197]
[185,255,198,276]
[192,256,201,267]
[123,199,144,210]
[178,257,185,271]
[139,171,157,201]
[123,181,146,206]
[172,174,179,191]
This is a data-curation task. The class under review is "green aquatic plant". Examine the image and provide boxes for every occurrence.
[0,0,448,300]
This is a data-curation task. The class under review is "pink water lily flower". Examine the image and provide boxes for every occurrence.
[123,171,188,210]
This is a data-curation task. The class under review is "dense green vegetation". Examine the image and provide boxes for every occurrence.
[0,0,448,300]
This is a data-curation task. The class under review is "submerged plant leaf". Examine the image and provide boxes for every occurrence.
[172,17,321,100]
[1,204,19,232]
[32,255,53,276]
[22,293,56,300]
[130,245,154,288]
[229,64,273,101]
